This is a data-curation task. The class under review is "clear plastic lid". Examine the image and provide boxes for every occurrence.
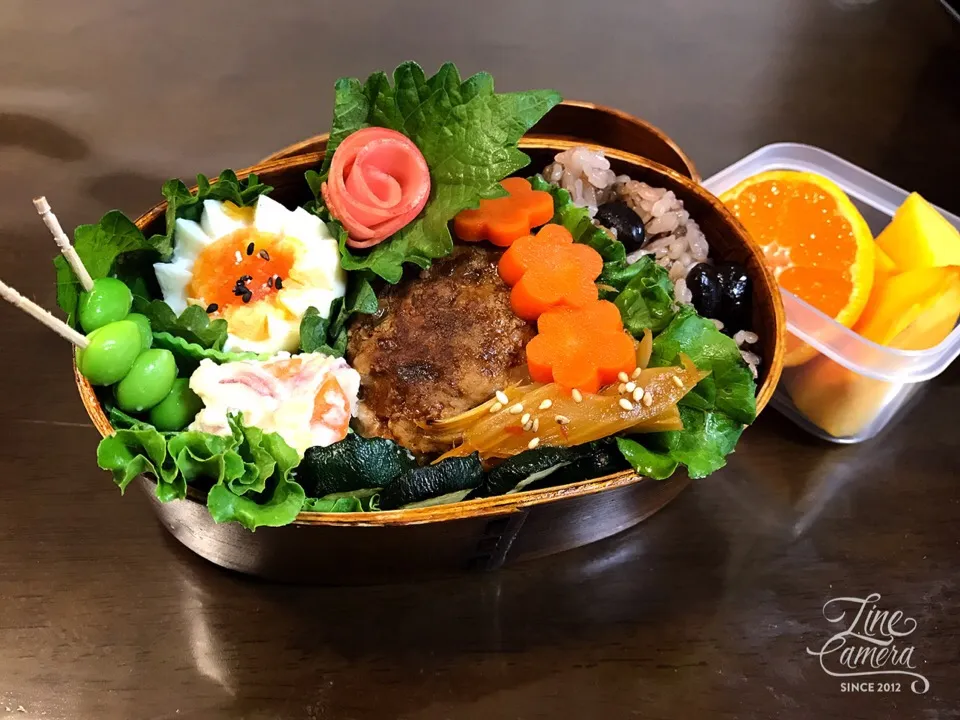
[703,142,960,383]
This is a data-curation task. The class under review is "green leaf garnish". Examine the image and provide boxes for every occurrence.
[135,301,228,350]
[96,414,306,530]
[615,438,678,480]
[609,255,678,335]
[324,62,561,282]
[152,331,260,374]
[299,272,378,356]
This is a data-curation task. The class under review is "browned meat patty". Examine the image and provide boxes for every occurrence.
[347,245,534,455]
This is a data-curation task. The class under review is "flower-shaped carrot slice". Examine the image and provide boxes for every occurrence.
[498,224,603,321]
[526,300,637,393]
[454,177,555,247]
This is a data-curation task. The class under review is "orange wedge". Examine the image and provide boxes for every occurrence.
[721,171,875,366]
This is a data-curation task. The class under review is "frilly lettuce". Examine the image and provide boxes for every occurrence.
[96,414,305,530]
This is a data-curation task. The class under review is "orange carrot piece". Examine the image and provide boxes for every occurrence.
[526,301,638,394]
[454,177,555,247]
[498,224,603,321]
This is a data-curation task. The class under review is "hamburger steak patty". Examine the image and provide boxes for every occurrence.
[347,245,535,455]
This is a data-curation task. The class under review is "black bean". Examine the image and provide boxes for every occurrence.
[715,262,753,334]
[205,303,218,314]
[246,242,255,256]
[594,201,646,250]
[687,263,723,319]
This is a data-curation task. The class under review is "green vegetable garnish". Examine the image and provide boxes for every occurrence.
[297,434,416,498]
[136,301,228,350]
[97,415,305,530]
[316,62,561,283]
[298,273,378,356]
[614,438,678,481]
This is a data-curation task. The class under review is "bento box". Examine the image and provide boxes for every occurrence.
[73,141,785,583]
[704,143,960,443]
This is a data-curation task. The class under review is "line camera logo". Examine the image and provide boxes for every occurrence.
[806,593,930,694]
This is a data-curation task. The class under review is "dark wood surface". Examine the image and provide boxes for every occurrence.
[0,1,958,718]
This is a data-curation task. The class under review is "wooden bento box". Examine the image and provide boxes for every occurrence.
[77,127,784,584]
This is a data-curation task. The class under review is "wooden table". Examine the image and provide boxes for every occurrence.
[1,1,957,718]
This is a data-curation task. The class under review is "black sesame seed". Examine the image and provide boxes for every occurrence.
[241,291,252,304]
[246,242,255,256]
[259,249,270,261]
[205,303,218,314]
[274,277,283,290]
[266,276,274,288]
[240,274,252,283]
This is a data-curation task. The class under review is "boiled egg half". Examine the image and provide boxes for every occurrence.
[153,196,345,354]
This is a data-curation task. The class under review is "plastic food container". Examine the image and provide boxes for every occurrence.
[703,143,960,443]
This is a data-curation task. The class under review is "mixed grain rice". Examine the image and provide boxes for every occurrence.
[544,146,761,378]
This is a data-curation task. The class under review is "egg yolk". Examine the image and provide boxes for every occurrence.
[188,228,296,311]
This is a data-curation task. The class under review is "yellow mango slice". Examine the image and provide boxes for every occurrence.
[855,266,960,345]
[876,193,960,271]
[873,243,898,281]
[785,269,960,438]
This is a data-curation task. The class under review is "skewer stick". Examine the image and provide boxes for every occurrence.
[0,278,89,348]
[33,196,94,293]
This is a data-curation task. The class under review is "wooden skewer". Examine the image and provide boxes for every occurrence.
[0,278,89,348]
[33,196,94,293]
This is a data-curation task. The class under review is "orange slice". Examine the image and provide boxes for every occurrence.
[720,171,875,366]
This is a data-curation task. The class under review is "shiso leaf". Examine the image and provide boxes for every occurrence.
[323,61,562,283]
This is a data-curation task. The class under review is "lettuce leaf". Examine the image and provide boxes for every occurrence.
[323,62,561,283]
[136,301,228,350]
[299,272,378,356]
[646,407,744,479]
[152,331,259,373]
[615,438,678,480]
[609,255,677,335]
[529,175,626,263]
[96,414,306,530]
[650,306,756,425]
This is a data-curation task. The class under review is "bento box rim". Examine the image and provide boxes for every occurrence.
[75,142,784,527]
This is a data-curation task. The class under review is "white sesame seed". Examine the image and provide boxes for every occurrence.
[642,393,653,407]
[631,368,642,379]
[495,390,509,405]
[520,412,531,425]
[672,375,684,388]
[234,250,243,263]
[619,398,634,411]
[509,403,524,414]
[522,420,533,432]
[618,371,630,383]
[632,387,644,402]
[538,399,553,410]
[616,383,624,393]
[625,381,636,393]
[532,418,539,432]
[555,415,570,425]
[489,402,503,413]
[527,437,541,450]
[571,389,583,403]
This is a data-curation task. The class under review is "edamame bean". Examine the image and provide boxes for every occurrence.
[115,349,177,412]
[78,278,133,333]
[149,378,203,431]
[126,312,153,351]
[78,320,141,386]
